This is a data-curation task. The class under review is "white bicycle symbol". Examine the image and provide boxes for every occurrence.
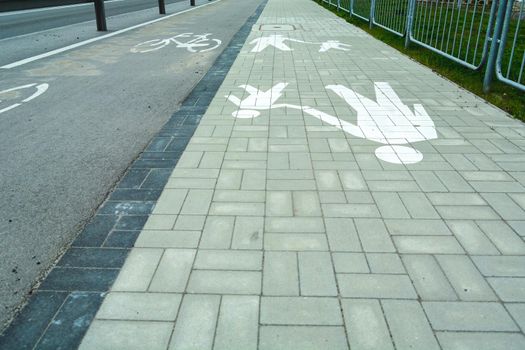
[131,33,222,54]
[0,83,49,116]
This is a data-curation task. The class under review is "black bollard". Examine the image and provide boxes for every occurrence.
[190,0,195,6]
[158,0,166,14]
[94,0,107,31]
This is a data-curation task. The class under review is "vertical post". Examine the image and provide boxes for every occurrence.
[158,0,166,14]
[405,0,416,48]
[483,0,508,93]
[337,0,340,12]
[190,0,196,6]
[94,0,107,31]
[370,0,376,28]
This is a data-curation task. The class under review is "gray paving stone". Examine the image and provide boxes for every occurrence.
[194,250,262,270]
[394,236,464,254]
[259,326,349,350]
[337,273,417,299]
[153,189,188,215]
[298,252,337,296]
[332,252,369,273]
[402,254,458,301]
[341,299,394,350]
[199,216,235,249]
[436,205,500,220]
[399,192,440,219]
[265,217,325,233]
[372,192,410,219]
[481,193,525,220]
[354,219,395,252]
[325,218,362,252]
[411,171,448,192]
[135,230,200,248]
[214,296,259,350]
[447,221,500,255]
[149,249,195,292]
[437,332,525,350]
[263,251,299,296]
[435,171,474,192]
[264,233,329,251]
[214,190,265,203]
[427,193,486,206]
[169,295,220,350]
[367,253,405,274]
[112,249,163,292]
[323,204,380,218]
[173,215,205,231]
[242,169,266,190]
[382,300,440,350]
[385,219,452,235]
[216,169,242,189]
[476,221,525,254]
[80,320,173,350]
[506,303,525,332]
[209,202,265,216]
[96,292,182,321]
[472,256,525,276]
[436,255,497,301]
[266,191,293,216]
[232,216,263,250]
[293,191,322,216]
[186,270,261,294]
[261,297,342,325]
[488,278,525,302]
[423,301,519,331]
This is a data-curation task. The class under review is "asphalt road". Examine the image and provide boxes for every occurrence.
[0,0,186,39]
[0,0,264,331]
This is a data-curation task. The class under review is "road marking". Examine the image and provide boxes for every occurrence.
[131,33,222,53]
[0,0,125,17]
[1,0,222,69]
[0,83,50,115]
[227,82,437,164]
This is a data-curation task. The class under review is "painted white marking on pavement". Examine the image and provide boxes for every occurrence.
[0,0,125,17]
[131,33,221,53]
[227,82,437,164]
[0,83,49,115]
[249,34,350,53]
[1,0,222,69]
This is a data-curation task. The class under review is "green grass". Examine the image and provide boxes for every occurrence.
[316,0,525,121]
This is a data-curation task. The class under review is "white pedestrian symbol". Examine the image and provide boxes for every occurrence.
[226,82,437,164]
[131,33,222,53]
[226,83,288,119]
[250,34,350,53]
[0,83,49,115]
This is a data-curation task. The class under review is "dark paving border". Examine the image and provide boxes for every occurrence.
[0,1,267,348]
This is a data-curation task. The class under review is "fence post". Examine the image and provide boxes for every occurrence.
[350,0,353,17]
[370,0,376,28]
[337,0,341,12]
[158,0,166,14]
[94,0,107,31]
[483,0,509,93]
[405,0,416,48]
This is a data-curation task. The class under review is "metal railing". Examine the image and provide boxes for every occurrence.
[320,0,525,93]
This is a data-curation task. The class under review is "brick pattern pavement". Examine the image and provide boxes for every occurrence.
[79,0,525,349]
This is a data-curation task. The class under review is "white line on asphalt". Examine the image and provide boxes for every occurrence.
[1,0,222,69]
[0,0,125,17]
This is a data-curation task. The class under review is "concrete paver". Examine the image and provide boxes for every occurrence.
[79,0,525,348]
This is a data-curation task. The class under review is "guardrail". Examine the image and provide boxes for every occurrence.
[320,0,525,93]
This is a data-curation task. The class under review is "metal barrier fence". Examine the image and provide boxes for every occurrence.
[320,0,525,93]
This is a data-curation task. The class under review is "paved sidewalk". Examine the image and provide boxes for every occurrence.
[80,0,525,349]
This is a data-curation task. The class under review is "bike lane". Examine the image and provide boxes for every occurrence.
[77,0,525,349]
[0,0,266,347]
